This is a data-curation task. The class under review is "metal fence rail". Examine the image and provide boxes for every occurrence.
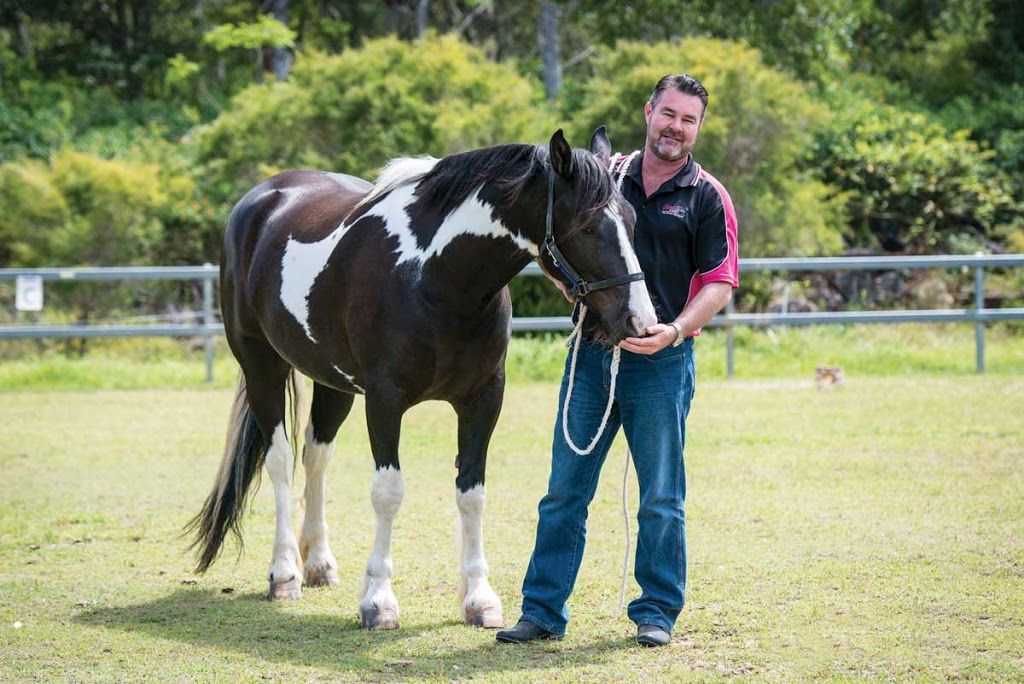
[3,256,1023,380]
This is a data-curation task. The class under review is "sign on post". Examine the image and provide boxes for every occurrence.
[15,275,44,312]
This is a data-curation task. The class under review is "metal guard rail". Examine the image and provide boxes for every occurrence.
[2,255,1023,378]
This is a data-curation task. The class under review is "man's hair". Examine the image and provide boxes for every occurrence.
[649,74,709,117]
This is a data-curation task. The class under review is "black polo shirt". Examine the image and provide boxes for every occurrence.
[614,151,739,334]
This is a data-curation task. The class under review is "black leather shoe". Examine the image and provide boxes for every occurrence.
[495,619,563,644]
[636,624,671,647]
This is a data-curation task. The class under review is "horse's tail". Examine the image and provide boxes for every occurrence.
[185,369,308,574]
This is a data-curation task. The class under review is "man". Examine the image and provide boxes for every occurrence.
[496,74,738,648]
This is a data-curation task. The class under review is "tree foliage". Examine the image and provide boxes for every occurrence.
[812,85,1019,254]
[0,0,1022,282]
[0,151,166,267]
[194,34,556,207]
[567,38,846,257]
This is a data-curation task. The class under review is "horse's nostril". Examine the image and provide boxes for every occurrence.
[628,316,644,337]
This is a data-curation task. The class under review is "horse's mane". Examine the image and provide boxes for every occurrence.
[356,156,440,209]
[358,143,616,224]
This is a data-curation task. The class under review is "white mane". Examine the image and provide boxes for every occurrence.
[356,156,440,209]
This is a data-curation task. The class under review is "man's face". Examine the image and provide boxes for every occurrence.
[644,89,705,163]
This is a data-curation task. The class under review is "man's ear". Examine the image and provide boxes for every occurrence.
[549,129,574,178]
[589,126,612,164]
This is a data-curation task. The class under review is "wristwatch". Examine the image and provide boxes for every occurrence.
[670,321,685,347]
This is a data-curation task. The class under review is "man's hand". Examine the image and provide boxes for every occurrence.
[618,323,677,355]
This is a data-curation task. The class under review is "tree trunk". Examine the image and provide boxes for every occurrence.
[14,9,31,58]
[268,0,293,81]
[415,0,430,38]
[538,1,562,102]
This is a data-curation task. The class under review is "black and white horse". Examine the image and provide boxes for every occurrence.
[187,128,657,630]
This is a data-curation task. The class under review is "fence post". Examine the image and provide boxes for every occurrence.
[974,254,985,374]
[203,264,215,383]
[726,297,735,379]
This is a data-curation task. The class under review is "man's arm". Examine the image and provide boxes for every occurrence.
[618,282,732,355]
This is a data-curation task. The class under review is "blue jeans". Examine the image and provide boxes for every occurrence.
[519,337,696,635]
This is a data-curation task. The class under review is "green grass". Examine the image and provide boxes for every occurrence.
[1,322,1023,391]
[1,372,1022,682]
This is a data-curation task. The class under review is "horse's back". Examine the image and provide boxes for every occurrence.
[221,170,371,340]
[225,170,370,261]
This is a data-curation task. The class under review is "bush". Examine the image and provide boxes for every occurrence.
[811,83,1020,254]
[0,150,170,350]
[564,38,846,258]
[194,34,558,207]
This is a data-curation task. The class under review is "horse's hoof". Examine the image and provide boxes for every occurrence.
[304,565,340,588]
[464,608,504,629]
[360,606,399,630]
[267,574,302,600]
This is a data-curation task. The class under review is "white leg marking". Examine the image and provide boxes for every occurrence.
[456,485,504,628]
[359,466,404,629]
[265,423,302,599]
[607,204,657,328]
[300,423,339,587]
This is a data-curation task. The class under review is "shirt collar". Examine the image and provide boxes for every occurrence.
[626,151,699,192]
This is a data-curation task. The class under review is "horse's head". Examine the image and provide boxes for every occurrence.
[538,128,658,346]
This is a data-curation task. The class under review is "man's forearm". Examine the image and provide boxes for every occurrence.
[674,282,732,337]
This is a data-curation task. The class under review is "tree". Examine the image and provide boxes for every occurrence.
[811,86,1020,254]
[266,0,294,81]
[538,1,562,101]
[194,34,557,207]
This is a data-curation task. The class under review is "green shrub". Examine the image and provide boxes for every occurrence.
[194,34,557,206]
[565,38,846,258]
[811,83,1019,254]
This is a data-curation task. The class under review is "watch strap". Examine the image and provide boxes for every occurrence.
[670,321,685,347]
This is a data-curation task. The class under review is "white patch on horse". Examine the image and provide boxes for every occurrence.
[606,202,657,328]
[456,484,503,627]
[363,185,537,266]
[265,422,302,598]
[299,425,340,587]
[331,364,365,393]
[279,229,347,343]
[359,466,405,628]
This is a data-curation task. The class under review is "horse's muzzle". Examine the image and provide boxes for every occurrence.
[627,316,648,339]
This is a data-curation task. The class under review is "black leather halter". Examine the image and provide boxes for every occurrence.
[541,169,645,298]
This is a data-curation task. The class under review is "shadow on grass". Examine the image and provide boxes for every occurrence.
[76,588,633,679]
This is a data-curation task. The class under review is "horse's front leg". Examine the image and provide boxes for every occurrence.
[359,388,406,630]
[454,378,505,629]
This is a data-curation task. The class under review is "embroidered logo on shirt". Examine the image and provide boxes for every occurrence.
[662,203,688,219]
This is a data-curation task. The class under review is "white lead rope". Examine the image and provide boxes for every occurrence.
[558,150,643,617]
[561,304,634,617]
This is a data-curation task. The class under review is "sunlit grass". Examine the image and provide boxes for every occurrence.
[1,376,1022,682]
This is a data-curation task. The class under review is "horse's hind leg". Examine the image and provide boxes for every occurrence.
[299,383,355,587]
[453,377,505,629]
[237,342,304,600]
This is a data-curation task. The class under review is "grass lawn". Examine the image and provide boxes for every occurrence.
[1,366,1022,682]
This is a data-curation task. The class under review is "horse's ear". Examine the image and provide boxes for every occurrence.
[589,126,612,164]
[549,129,574,179]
